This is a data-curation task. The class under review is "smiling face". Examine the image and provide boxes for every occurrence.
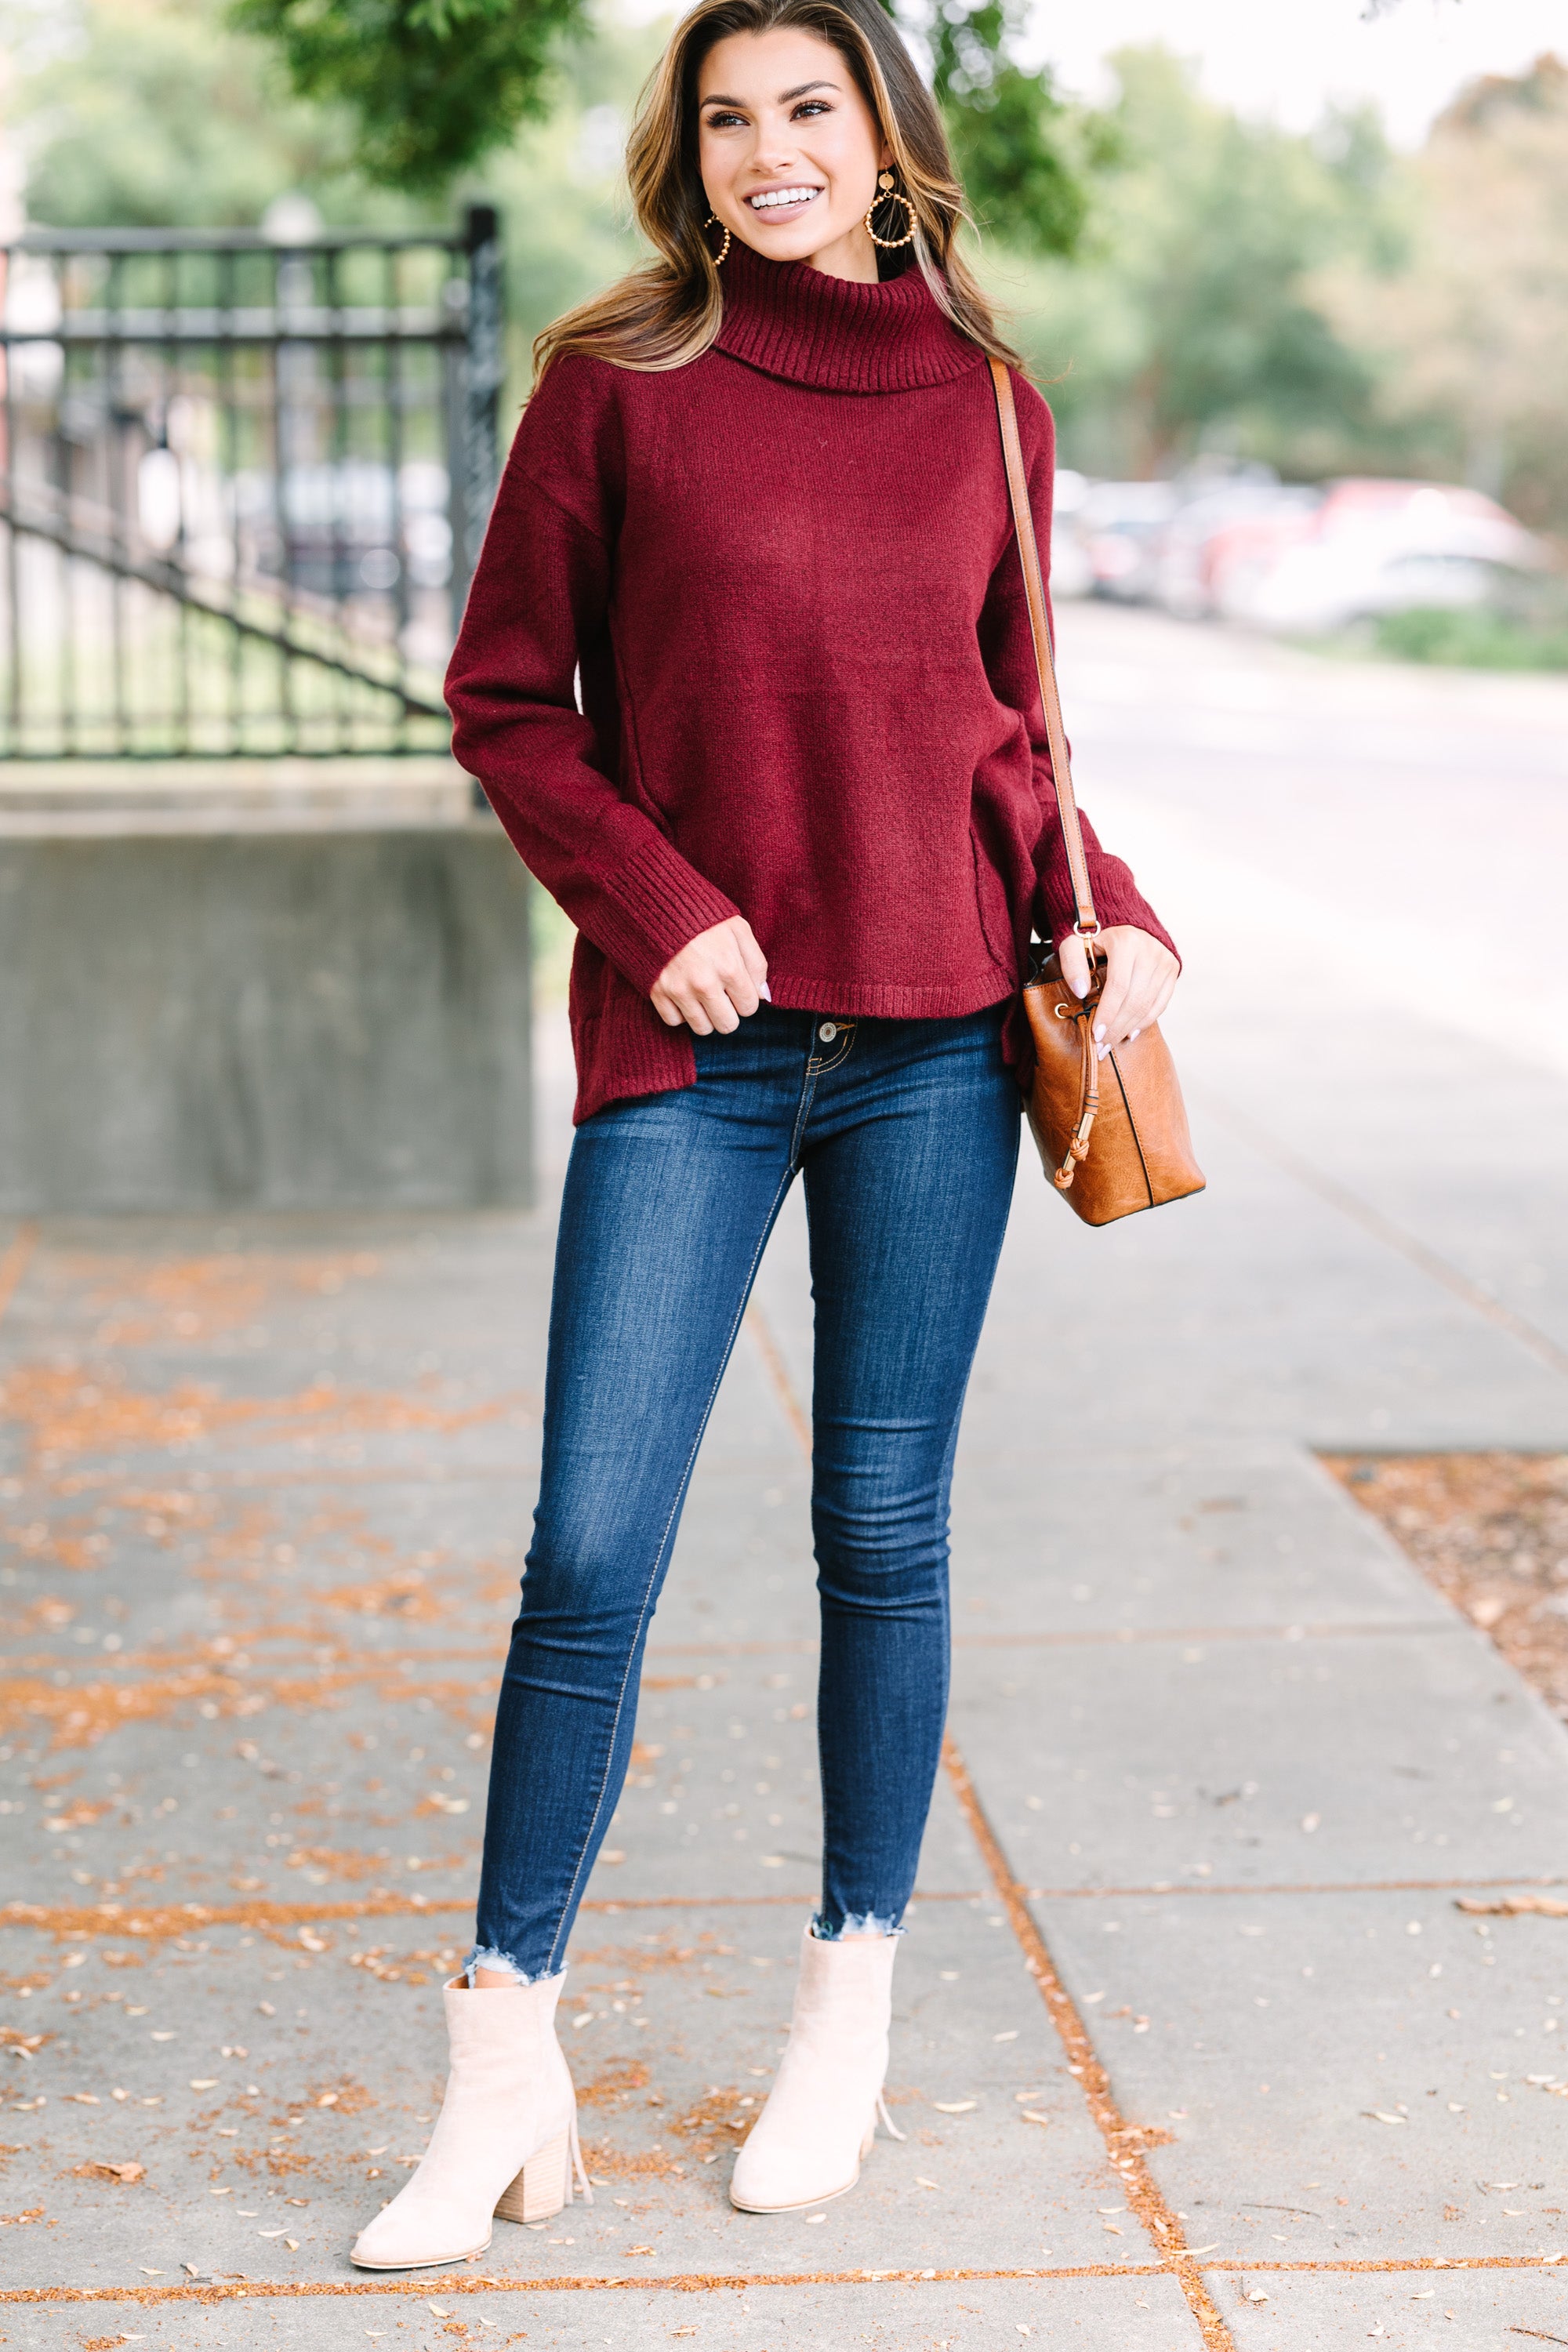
[697,26,891,284]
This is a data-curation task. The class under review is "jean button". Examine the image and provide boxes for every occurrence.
[818,1022,837,1042]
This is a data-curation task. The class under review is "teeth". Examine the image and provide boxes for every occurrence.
[749,187,820,210]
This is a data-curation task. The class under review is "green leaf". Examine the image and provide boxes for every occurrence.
[230,0,590,189]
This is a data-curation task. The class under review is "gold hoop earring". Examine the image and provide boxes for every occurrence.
[703,212,731,266]
[865,172,916,250]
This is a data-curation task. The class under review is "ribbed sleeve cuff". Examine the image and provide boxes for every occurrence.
[1040,853,1180,967]
[586,819,742,996]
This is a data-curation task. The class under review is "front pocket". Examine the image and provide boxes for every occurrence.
[968,829,1015,973]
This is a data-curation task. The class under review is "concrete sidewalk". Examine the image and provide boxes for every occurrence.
[3,606,1568,2350]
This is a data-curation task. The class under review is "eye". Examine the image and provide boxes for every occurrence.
[792,99,830,118]
[703,108,746,130]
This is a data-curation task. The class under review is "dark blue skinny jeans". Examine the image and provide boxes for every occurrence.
[468,1002,1021,1980]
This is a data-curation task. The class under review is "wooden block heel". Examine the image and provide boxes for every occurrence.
[494,2131,569,2224]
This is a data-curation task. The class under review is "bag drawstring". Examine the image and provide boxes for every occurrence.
[1052,996,1102,1192]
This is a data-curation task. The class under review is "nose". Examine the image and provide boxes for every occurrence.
[751,128,804,174]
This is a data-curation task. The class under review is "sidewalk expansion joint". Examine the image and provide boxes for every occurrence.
[0,2267,1170,2308]
[942,1736,1239,2351]
[2,1620,1472,1683]
[14,1465,542,1496]
[0,1889,983,1940]
[1200,1094,1568,1385]
[12,1870,1552,1943]
[952,1620,1467,1650]
[3,2255,1563,2310]
[1025,1873,1568,1900]
[744,1305,812,1456]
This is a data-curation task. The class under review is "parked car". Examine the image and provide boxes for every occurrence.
[1076,479,1181,602]
[1210,478,1548,634]
[1152,479,1318,620]
[1048,467,1094,600]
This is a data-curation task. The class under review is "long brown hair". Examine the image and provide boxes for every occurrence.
[533,0,1023,381]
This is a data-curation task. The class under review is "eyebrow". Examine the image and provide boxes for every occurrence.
[700,79,840,107]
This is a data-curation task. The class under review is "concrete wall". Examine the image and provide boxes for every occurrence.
[0,822,532,1210]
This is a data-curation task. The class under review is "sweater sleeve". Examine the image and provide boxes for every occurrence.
[978,376,1179,966]
[445,356,742,996]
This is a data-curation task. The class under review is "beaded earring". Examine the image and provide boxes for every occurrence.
[864,172,916,249]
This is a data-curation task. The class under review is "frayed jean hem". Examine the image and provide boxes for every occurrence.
[811,1909,905,1941]
[460,1945,568,1988]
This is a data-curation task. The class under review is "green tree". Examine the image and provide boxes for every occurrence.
[5,0,390,229]
[229,0,587,191]
[985,48,1391,479]
[1317,56,1568,528]
[895,0,1108,256]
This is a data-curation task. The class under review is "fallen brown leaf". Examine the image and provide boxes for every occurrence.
[1457,1896,1568,1919]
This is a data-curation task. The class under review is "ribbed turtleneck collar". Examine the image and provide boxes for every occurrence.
[714,240,984,394]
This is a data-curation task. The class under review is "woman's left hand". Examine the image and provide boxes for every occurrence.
[1058,925,1179,1062]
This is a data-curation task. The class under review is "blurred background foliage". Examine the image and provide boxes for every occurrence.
[230,0,587,192]
[5,0,1566,535]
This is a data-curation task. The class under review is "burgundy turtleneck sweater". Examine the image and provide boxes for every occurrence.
[446,244,1176,1124]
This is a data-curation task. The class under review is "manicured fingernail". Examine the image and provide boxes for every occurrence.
[1093,1023,1106,1043]
[1096,1044,1109,1062]
[1129,1027,1141,1040]
[759,982,771,1000]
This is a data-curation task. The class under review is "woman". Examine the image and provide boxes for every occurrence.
[351,0,1178,2272]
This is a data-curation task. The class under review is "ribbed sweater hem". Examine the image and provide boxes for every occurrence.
[569,964,1024,1125]
[763,969,1017,1019]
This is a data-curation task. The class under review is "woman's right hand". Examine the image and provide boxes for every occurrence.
[651,916,770,1034]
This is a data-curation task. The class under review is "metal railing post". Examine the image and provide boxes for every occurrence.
[456,203,503,813]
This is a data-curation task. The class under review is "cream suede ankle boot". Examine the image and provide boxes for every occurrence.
[729,1926,904,2213]
[350,1973,590,2270]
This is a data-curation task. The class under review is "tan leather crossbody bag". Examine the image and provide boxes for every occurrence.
[990,357,1205,1226]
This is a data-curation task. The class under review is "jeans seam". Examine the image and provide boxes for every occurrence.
[542,1160,797,1973]
[811,1029,856,1075]
[789,1042,822,1167]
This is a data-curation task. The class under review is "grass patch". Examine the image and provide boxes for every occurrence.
[1374,602,1568,671]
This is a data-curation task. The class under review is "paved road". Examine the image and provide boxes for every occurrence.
[3,607,1568,2350]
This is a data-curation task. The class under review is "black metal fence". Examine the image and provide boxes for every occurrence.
[0,205,503,759]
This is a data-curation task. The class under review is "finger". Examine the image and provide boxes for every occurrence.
[651,986,686,1030]
[1058,935,1091,1000]
[661,977,717,1034]
[1104,961,1166,1054]
[1105,957,1174,1051]
[715,959,761,1021]
[693,980,739,1035]
[1119,957,1178,1041]
[731,921,770,991]
[691,949,758,1024]
[1152,962,1179,1023]
[1092,956,1135,1056]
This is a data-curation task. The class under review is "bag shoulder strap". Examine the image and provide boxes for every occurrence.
[989,354,1098,940]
